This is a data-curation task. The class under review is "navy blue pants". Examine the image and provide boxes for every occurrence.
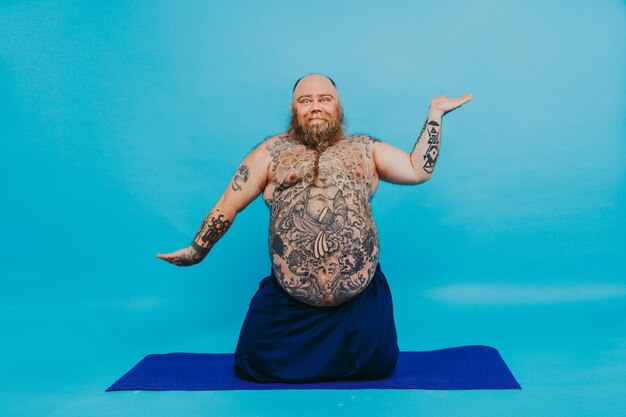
[234,263,399,383]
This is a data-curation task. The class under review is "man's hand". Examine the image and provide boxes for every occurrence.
[156,246,203,267]
[429,93,473,117]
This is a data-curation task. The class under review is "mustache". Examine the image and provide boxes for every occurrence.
[307,111,331,119]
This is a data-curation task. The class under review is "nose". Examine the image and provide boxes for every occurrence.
[311,100,322,111]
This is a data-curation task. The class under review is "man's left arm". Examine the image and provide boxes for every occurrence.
[372,93,473,184]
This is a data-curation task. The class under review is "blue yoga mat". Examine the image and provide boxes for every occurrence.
[106,345,521,391]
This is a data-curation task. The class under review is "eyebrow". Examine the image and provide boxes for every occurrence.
[296,94,335,100]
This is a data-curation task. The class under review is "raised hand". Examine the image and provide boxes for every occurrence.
[430,93,473,116]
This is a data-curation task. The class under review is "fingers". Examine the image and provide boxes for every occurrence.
[162,256,183,266]
[157,250,196,267]
[453,93,473,107]
[156,253,180,265]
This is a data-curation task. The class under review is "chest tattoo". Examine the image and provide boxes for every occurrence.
[265,134,381,307]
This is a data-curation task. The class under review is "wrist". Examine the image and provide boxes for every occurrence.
[428,107,444,119]
[189,242,209,261]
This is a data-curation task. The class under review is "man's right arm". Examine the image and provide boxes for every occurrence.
[156,138,272,266]
[372,93,473,185]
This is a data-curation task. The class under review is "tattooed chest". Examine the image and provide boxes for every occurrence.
[265,155,379,306]
[267,141,374,199]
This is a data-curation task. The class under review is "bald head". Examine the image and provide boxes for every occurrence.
[292,73,339,104]
[292,73,337,93]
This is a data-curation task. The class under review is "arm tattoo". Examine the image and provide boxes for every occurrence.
[184,242,208,264]
[231,164,250,191]
[422,120,440,173]
[411,118,441,174]
[188,208,232,259]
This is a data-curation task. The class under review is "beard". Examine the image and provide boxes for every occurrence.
[287,106,345,152]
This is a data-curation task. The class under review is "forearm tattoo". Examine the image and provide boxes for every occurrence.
[189,208,232,259]
[422,120,440,173]
[265,134,380,307]
[180,244,207,265]
[231,164,250,191]
[411,118,440,174]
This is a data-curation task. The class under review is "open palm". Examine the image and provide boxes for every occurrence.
[430,93,473,116]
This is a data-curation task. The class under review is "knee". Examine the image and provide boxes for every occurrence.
[234,350,278,383]
[360,342,399,380]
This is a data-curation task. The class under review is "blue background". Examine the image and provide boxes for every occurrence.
[1,0,625,416]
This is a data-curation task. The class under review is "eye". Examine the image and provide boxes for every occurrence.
[301,98,312,104]
[320,97,331,103]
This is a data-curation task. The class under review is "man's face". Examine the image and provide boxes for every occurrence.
[288,75,344,150]
[291,75,342,131]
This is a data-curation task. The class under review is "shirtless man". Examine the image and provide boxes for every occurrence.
[157,74,472,381]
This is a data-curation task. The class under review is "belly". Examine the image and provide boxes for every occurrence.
[271,247,379,307]
[268,193,380,307]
